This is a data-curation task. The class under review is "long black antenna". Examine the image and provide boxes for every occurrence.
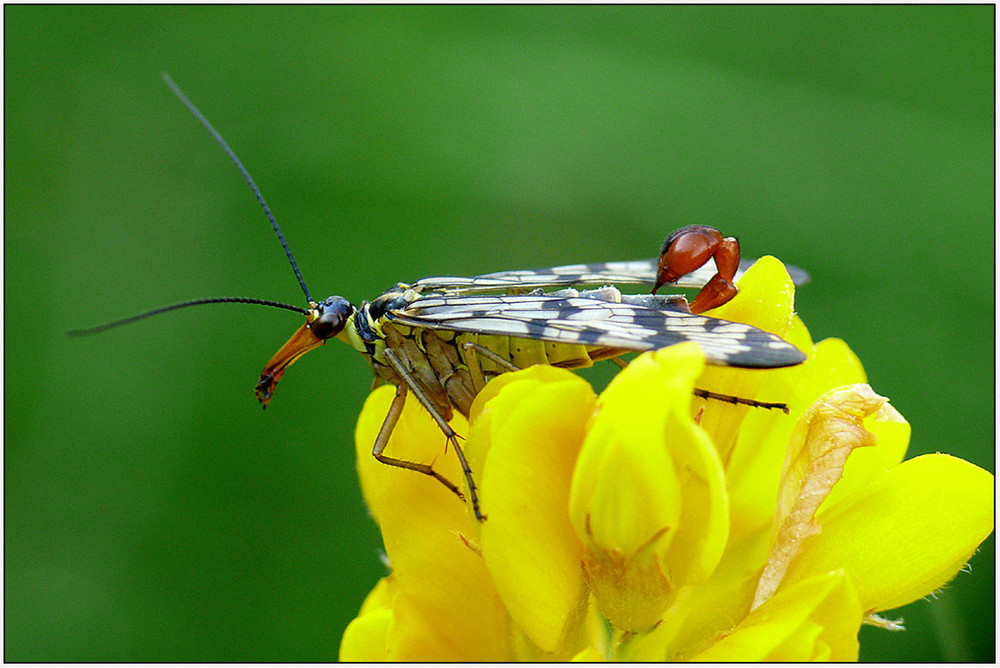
[162,72,312,303]
[68,298,309,337]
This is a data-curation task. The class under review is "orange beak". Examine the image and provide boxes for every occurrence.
[254,321,326,407]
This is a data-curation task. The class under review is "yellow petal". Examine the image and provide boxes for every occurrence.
[357,574,396,616]
[619,531,771,661]
[691,570,862,662]
[353,386,513,660]
[784,313,816,357]
[692,256,799,461]
[569,344,729,632]
[572,646,605,661]
[380,589,512,661]
[340,576,398,660]
[475,368,594,654]
[782,453,995,612]
[468,360,575,424]
[339,607,392,661]
[462,364,577,525]
[355,385,468,527]
[705,255,797,336]
[571,351,688,557]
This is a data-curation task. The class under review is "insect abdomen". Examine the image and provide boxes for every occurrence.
[459,333,598,372]
[379,325,633,420]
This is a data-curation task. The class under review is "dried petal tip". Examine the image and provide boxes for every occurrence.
[753,384,886,609]
[864,613,905,631]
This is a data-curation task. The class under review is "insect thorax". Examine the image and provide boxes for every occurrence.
[354,292,631,419]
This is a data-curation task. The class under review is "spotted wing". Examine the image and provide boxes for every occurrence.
[411,258,809,294]
[387,292,806,369]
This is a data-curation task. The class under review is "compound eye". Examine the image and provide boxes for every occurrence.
[309,297,352,340]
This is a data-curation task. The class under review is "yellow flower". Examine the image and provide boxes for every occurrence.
[339,258,994,661]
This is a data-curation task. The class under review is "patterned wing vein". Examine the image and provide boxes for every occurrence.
[387,293,805,368]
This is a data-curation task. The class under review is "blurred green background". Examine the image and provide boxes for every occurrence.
[5,5,993,662]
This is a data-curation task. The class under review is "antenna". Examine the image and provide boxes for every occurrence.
[161,72,312,303]
[69,77,317,339]
[68,298,309,337]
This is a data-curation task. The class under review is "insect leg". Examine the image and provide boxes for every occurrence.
[372,382,467,501]
[609,356,629,369]
[460,341,520,373]
[382,348,485,521]
[463,341,487,394]
[694,388,790,414]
